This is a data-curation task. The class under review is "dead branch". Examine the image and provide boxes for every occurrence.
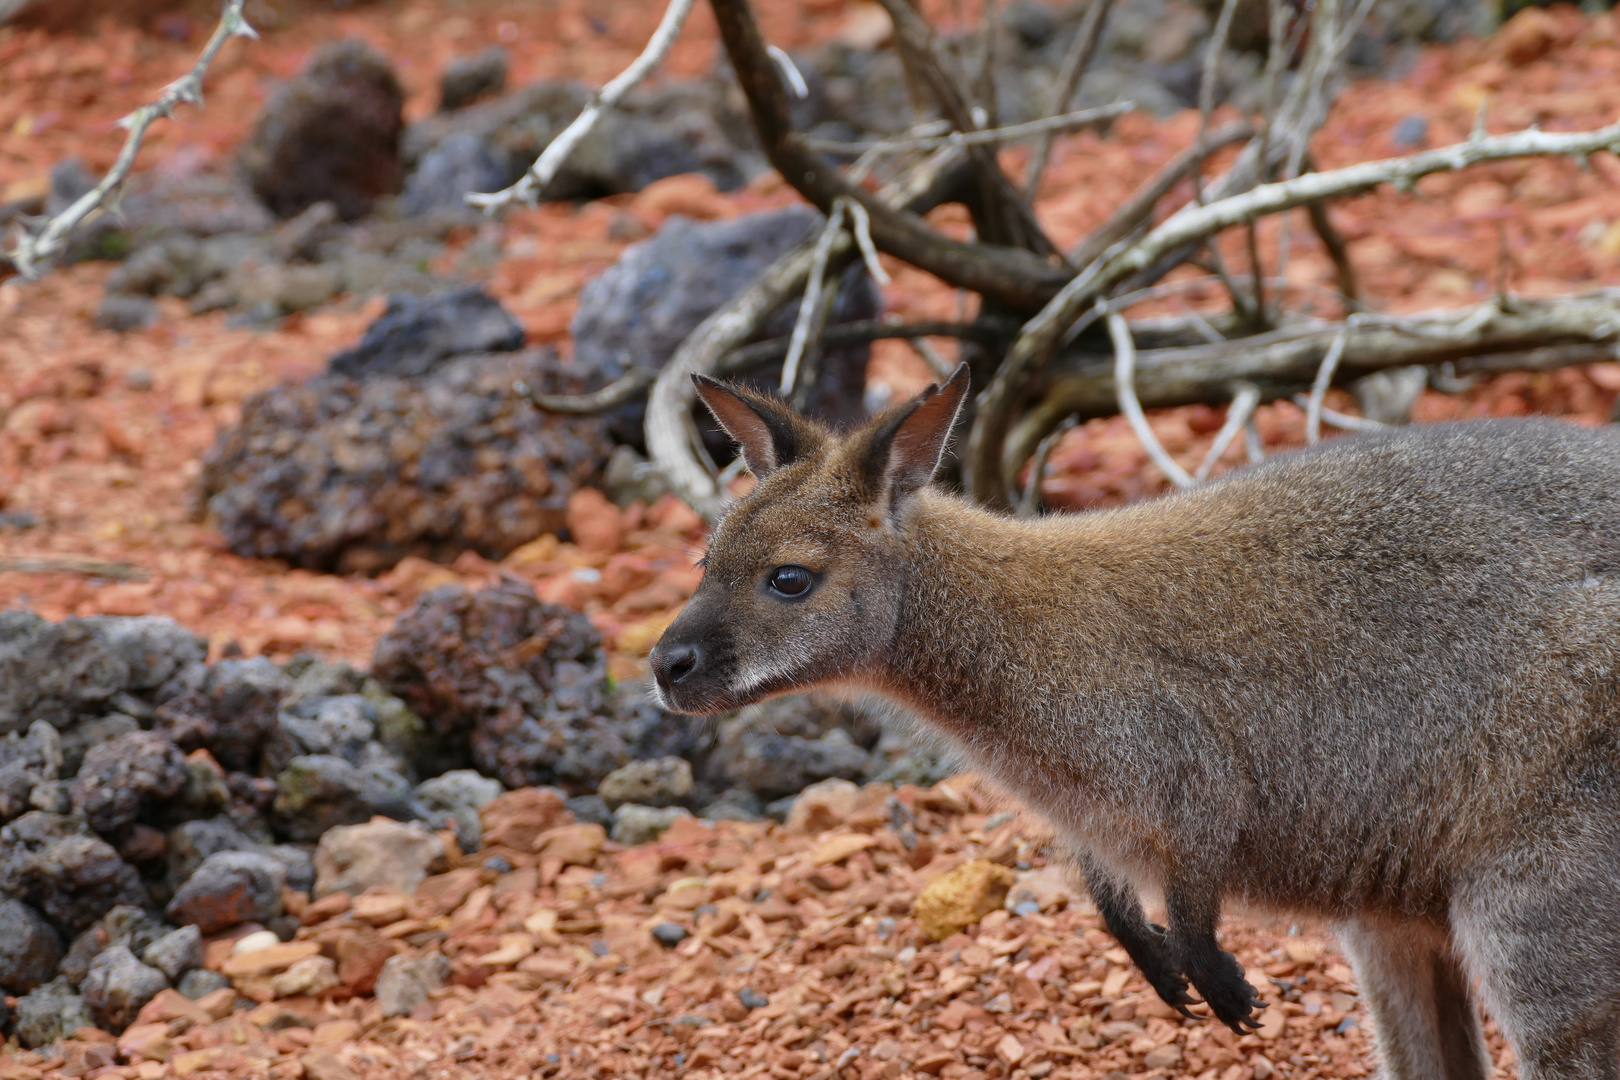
[1108,310,1195,488]
[708,0,1070,311]
[1000,292,1620,488]
[0,557,149,582]
[1023,0,1116,198]
[803,104,1132,156]
[873,0,1057,257]
[1196,382,1260,482]
[6,0,257,278]
[468,0,697,211]
[967,118,1620,505]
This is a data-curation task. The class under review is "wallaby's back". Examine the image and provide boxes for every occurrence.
[905,419,1620,920]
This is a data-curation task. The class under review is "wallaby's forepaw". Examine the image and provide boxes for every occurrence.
[1187,947,1265,1034]
[1134,923,1201,1020]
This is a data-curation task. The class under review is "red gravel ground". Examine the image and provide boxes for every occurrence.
[3,2,1620,1078]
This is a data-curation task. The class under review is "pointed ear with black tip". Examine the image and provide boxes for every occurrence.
[692,373,826,479]
[859,363,971,511]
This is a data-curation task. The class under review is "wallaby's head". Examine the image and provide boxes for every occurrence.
[650,364,970,714]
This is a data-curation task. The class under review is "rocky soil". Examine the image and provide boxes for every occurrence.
[2,0,1620,1078]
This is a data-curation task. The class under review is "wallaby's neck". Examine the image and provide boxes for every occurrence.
[873,490,1140,742]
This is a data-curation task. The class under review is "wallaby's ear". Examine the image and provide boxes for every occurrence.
[859,363,970,510]
[692,374,825,479]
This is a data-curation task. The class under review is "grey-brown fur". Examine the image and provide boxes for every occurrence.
[652,366,1620,1079]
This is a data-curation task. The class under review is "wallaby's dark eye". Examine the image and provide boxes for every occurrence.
[767,565,814,598]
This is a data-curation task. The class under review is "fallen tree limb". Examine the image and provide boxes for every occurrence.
[969,118,1620,506]
[1001,292,1620,488]
[6,0,256,277]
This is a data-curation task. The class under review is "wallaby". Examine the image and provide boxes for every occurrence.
[650,364,1620,1080]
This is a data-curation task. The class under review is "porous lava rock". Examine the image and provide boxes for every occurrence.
[80,945,167,1031]
[0,897,64,994]
[70,730,188,835]
[569,207,880,449]
[0,811,146,933]
[0,611,206,735]
[195,349,613,573]
[372,579,625,789]
[165,850,287,934]
[238,39,405,220]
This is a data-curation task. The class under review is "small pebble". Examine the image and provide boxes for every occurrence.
[651,923,689,947]
[589,941,610,957]
[231,930,282,956]
[738,987,768,1010]
[482,855,514,874]
[1392,114,1428,147]
[875,916,897,940]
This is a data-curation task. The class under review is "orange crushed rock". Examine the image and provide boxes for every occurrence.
[0,776,1523,1080]
[3,6,1620,1074]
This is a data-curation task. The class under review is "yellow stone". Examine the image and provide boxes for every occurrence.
[914,860,1017,941]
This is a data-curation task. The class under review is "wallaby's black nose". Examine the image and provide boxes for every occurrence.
[653,642,700,688]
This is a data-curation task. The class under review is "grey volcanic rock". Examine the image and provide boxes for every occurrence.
[0,611,204,735]
[195,349,613,574]
[165,850,287,934]
[415,769,503,852]
[270,755,370,843]
[570,208,879,448]
[154,656,290,772]
[597,757,693,809]
[81,945,167,1031]
[439,46,509,112]
[0,720,62,823]
[0,812,145,933]
[400,132,510,217]
[14,978,95,1048]
[238,39,405,220]
[704,696,879,801]
[0,898,64,994]
[327,287,523,379]
[141,924,203,982]
[70,731,188,835]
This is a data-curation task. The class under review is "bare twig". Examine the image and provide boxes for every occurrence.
[1304,327,1350,444]
[804,103,1132,156]
[468,0,697,211]
[1293,394,1387,433]
[783,201,849,395]
[1193,0,1243,204]
[1195,382,1261,481]
[873,0,1058,256]
[1067,120,1256,268]
[1305,195,1359,311]
[0,557,149,582]
[7,0,257,278]
[1107,310,1195,489]
[1017,415,1078,517]
[909,336,956,380]
[1023,0,1116,198]
[518,372,651,414]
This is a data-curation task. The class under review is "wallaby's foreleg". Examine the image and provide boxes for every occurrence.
[1079,856,1197,1016]
[1336,917,1490,1080]
[1163,882,1265,1033]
